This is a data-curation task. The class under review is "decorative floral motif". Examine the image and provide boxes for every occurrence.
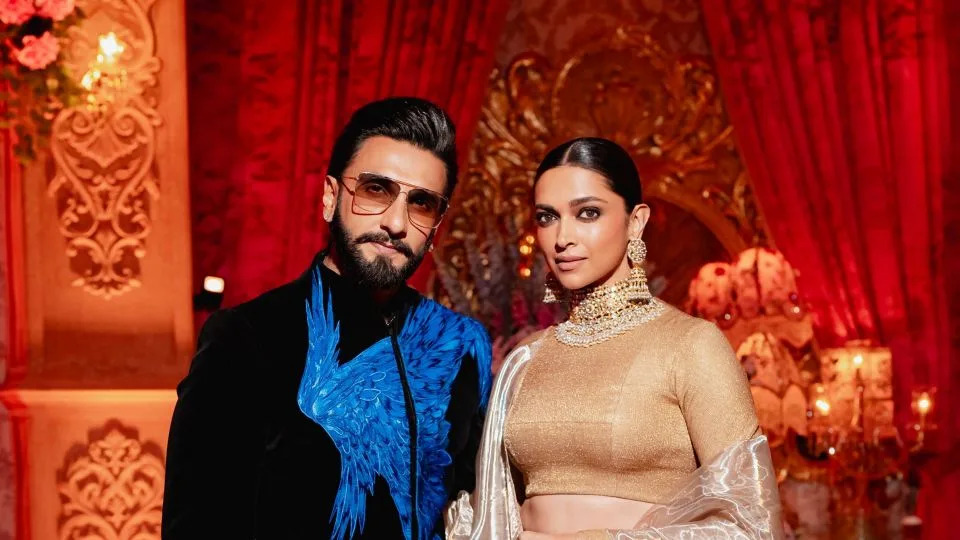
[48,0,161,298]
[57,420,165,540]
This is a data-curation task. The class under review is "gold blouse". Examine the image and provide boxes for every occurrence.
[504,304,759,504]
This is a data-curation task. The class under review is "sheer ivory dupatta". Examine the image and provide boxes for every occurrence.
[444,342,784,540]
[444,341,533,539]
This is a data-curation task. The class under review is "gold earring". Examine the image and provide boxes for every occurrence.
[543,273,563,304]
[627,238,653,302]
[627,238,647,265]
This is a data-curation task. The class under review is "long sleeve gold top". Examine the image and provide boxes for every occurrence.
[504,303,759,504]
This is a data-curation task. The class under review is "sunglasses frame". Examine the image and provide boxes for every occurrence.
[336,172,449,231]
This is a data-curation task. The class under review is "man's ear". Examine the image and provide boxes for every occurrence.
[323,175,338,222]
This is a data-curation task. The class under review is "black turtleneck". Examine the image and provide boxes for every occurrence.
[162,254,483,539]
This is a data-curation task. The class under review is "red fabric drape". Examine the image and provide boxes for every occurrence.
[187,0,509,306]
[0,103,29,539]
[1,93,27,388]
[701,0,955,536]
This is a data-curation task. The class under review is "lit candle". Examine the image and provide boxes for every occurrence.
[852,353,864,379]
[810,383,831,418]
[815,397,831,416]
[916,393,932,415]
[914,391,933,425]
[910,388,937,450]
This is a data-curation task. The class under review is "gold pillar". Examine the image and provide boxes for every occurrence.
[2,1,191,537]
[21,0,193,389]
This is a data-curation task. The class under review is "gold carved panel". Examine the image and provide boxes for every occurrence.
[435,27,765,318]
[57,419,165,539]
[48,0,161,299]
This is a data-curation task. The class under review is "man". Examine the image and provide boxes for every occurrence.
[162,97,491,540]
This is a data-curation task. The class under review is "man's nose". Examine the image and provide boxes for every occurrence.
[379,194,408,237]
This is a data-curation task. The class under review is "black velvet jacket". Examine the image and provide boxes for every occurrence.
[162,255,486,539]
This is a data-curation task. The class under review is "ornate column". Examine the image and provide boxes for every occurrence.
[0,1,191,538]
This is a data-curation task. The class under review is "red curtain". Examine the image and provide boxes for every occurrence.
[701,0,955,535]
[703,0,960,537]
[0,101,29,539]
[187,0,509,306]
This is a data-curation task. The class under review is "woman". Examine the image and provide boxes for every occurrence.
[446,138,783,539]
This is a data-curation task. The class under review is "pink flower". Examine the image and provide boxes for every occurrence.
[15,31,59,70]
[0,0,34,25]
[36,0,74,21]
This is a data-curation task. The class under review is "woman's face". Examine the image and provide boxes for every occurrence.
[534,165,649,291]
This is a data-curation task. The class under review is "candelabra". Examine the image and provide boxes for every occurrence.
[805,342,937,539]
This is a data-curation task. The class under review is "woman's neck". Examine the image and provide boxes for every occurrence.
[568,273,644,324]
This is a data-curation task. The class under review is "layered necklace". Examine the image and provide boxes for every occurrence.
[554,275,665,347]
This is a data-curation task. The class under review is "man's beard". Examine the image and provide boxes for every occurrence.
[328,209,429,289]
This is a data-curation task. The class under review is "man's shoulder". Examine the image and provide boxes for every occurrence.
[192,276,312,396]
[231,276,309,322]
[198,276,310,353]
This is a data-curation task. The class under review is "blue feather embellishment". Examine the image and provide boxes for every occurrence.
[297,270,491,540]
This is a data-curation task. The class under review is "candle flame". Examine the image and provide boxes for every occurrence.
[916,392,932,415]
[815,398,831,415]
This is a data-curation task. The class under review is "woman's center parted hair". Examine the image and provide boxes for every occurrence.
[534,137,642,211]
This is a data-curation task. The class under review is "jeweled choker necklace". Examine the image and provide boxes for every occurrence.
[554,277,665,347]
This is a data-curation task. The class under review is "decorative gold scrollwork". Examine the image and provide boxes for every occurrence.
[48,0,161,298]
[57,419,165,540]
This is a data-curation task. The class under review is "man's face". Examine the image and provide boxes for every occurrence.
[323,136,448,289]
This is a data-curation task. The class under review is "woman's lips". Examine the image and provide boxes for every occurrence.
[555,256,586,272]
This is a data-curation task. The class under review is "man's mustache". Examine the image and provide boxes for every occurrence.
[355,232,415,258]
